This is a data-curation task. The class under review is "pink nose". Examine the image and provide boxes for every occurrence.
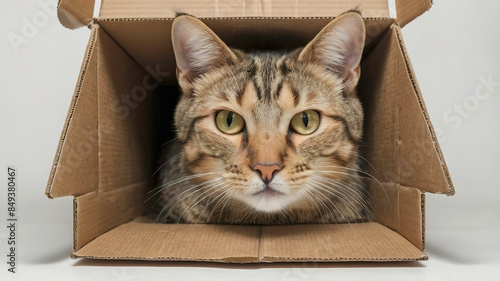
[252,164,282,183]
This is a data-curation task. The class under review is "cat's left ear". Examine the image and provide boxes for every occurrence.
[299,12,365,94]
[172,15,238,93]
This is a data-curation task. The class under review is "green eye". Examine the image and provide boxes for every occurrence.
[216,110,245,134]
[291,110,320,135]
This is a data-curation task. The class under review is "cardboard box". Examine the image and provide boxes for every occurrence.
[46,0,455,262]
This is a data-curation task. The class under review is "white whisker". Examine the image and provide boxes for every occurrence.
[155,178,222,223]
[147,171,221,197]
[310,177,371,221]
[304,184,339,224]
[161,137,179,146]
[197,187,232,224]
[176,182,228,223]
[309,178,363,220]
[151,153,181,177]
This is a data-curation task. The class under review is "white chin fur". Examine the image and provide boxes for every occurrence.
[247,195,290,213]
[236,177,302,213]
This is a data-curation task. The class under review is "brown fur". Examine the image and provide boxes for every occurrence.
[153,11,370,224]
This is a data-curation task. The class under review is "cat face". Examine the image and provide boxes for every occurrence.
[171,13,365,214]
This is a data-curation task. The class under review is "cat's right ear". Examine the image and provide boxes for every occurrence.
[172,15,238,93]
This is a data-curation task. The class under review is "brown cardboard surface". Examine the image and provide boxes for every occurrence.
[96,27,156,193]
[359,25,454,195]
[58,0,95,29]
[46,24,157,199]
[74,182,145,251]
[98,18,394,85]
[392,26,454,195]
[57,0,430,30]
[73,220,426,262]
[396,0,432,27]
[45,27,99,199]
[99,0,389,18]
[261,223,426,261]
[369,181,424,250]
[70,26,157,251]
[74,221,262,262]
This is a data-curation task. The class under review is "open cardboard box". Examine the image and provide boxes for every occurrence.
[46,0,455,262]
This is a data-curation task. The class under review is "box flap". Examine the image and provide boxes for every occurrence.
[260,223,426,262]
[57,0,96,29]
[73,220,427,262]
[359,24,455,195]
[45,27,99,199]
[57,0,430,29]
[74,183,146,251]
[369,181,424,250]
[396,0,432,27]
[46,24,156,199]
[97,0,389,18]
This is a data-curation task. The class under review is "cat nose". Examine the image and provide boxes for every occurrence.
[252,164,282,184]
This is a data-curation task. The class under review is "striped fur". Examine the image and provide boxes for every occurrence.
[154,11,369,224]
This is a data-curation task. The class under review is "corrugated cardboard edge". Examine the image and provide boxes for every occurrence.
[70,255,428,263]
[70,254,259,263]
[421,193,426,249]
[96,16,393,21]
[45,26,98,199]
[261,256,428,262]
[392,25,455,195]
[72,197,78,253]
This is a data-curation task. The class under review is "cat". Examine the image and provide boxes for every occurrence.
[151,10,370,225]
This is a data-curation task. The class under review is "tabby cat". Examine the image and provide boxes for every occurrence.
[152,10,370,225]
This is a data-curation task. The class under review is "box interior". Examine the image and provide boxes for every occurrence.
[47,16,453,262]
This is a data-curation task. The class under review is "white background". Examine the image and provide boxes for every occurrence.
[1,0,500,280]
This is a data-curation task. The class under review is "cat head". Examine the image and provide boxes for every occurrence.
[171,12,366,213]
